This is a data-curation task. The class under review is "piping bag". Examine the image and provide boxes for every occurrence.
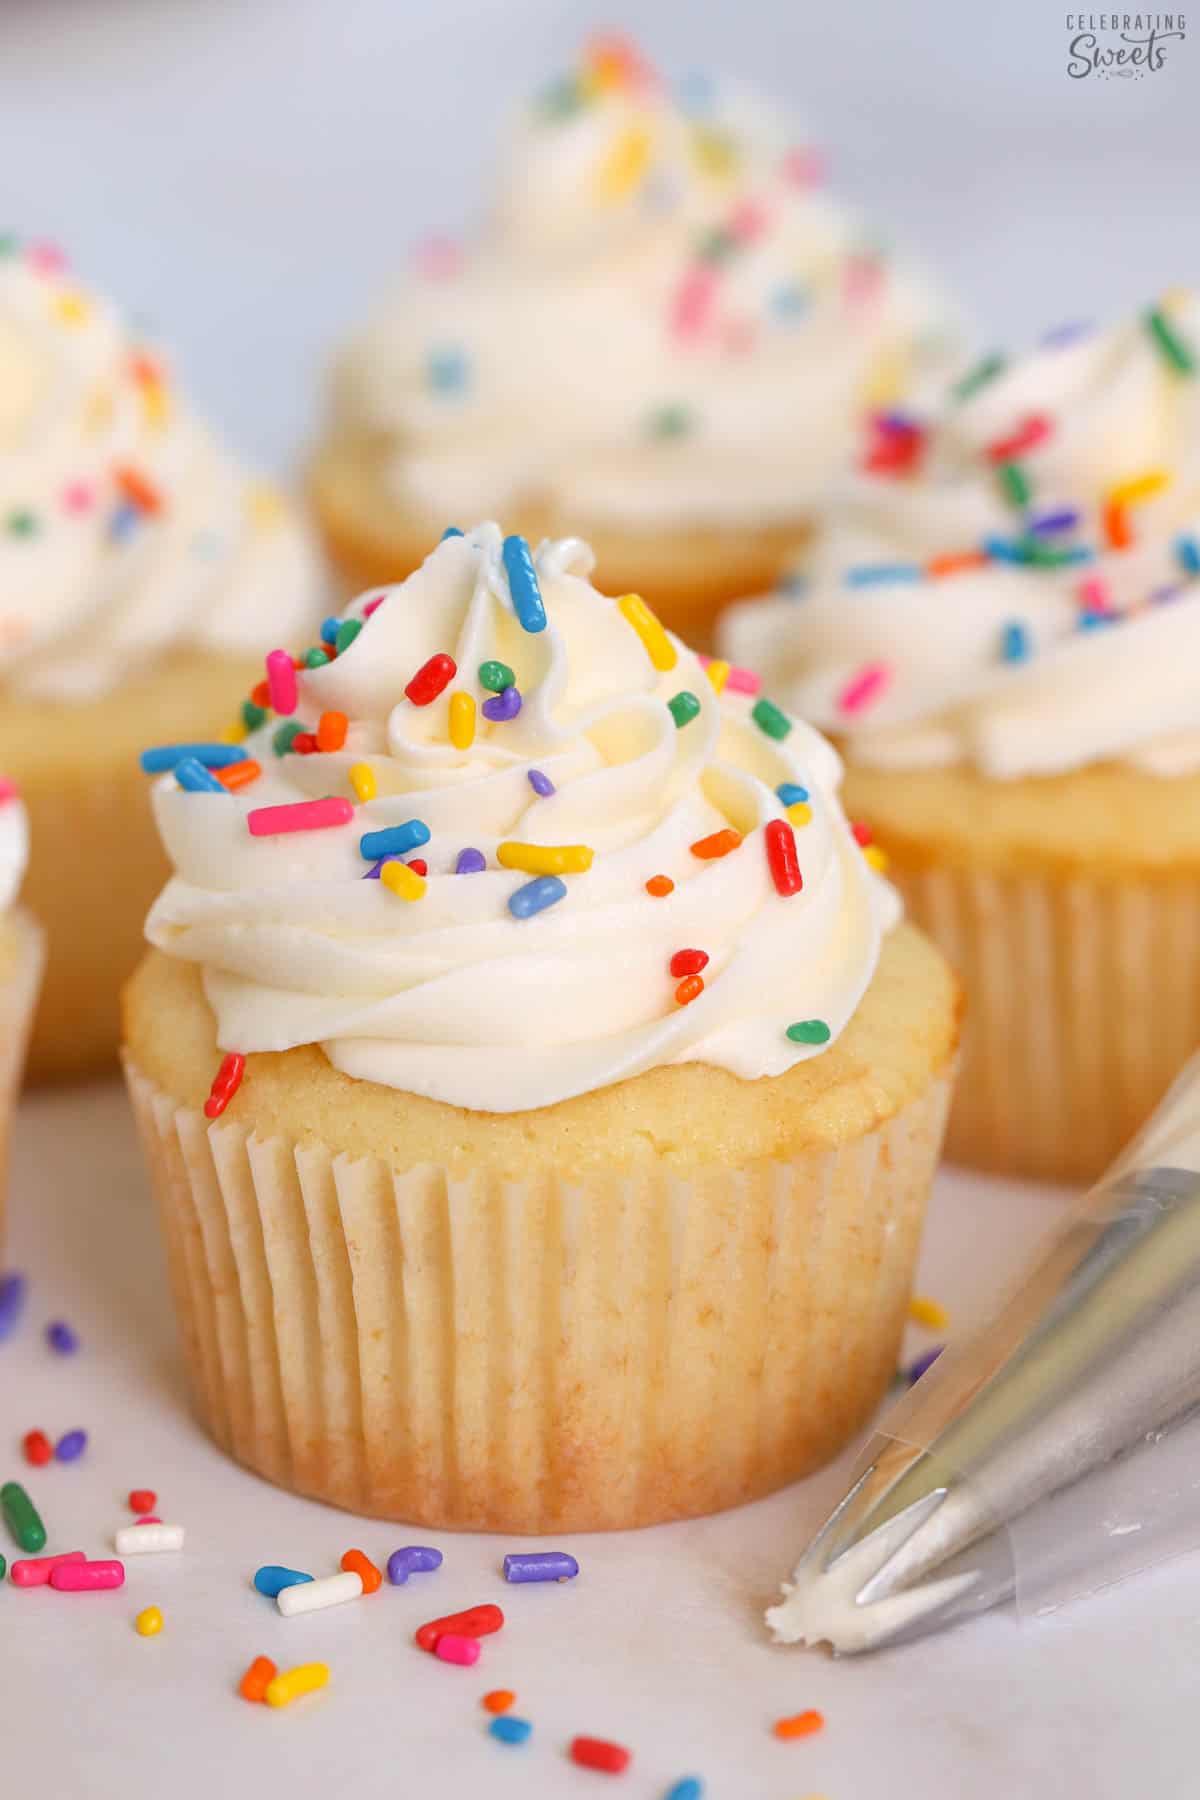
[767,1052,1200,1654]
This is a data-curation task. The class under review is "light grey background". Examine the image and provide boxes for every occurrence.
[2,0,1197,472]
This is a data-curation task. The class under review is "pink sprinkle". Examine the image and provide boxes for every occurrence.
[413,235,463,281]
[435,1633,482,1667]
[727,199,770,243]
[671,265,720,342]
[1078,575,1113,614]
[134,1517,163,1526]
[362,595,386,618]
[247,798,354,837]
[265,648,298,716]
[61,481,95,514]
[844,255,884,308]
[780,146,826,188]
[726,665,761,696]
[722,317,757,354]
[11,1551,86,1588]
[838,661,892,715]
[0,778,20,806]
[27,240,66,276]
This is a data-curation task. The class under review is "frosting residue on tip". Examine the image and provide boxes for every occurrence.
[0,237,322,701]
[723,294,1200,779]
[145,522,897,1113]
[0,777,30,912]
[328,38,962,530]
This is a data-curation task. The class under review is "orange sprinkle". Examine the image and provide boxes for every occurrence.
[317,711,348,753]
[1103,499,1132,550]
[483,1690,516,1715]
[675,975,704,1006]
[216,759,261,792]
[690,828,742,860]
[645,875,674,896]
[113,463,164,515]
[239,1655,277,1704]
[128,352,166,387]
[250,680,271,708]
[774,1709,825,1741]
[340,1548,382,1595]
[926,550,989,579]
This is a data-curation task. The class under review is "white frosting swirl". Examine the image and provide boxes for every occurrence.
[723,295,1200,778]
[330,43,961,529]
[146,522,897,1112]
[0,778,29,912]
[0,240,322,700]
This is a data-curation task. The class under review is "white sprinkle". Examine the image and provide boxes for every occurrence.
[276,1570,364,1616]
[114,1523,185,1555]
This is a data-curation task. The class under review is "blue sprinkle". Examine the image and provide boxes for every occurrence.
[441,526,464,541]
[906,1344,944,1386]
[665,1781,705,1800]
[1050,545,1095,567]
[675,68,715,115]
[427,346,468,393]
[508,875,567,920]
[360,820,430,862]
[1000,621,1030,663]
[489,1716,533,1747]
[527,768,555,797]
[1175,534,1200,575]
[775,783,809,806]
[46,1321,80,1355]
[0,1271,27,1341]
[55,1429,87,1463]
[771,282,810,320]
[982,535,1028,564]
[319,615,341,645]
[1026,507,1081,536]
[140,743,248,774]
[780,571,809,598]
[502,535,547,633]
[174,757,226,794]
[455,848,487,874]
[108,502,140,542]
[845,562,923,587]
[1078,609,1119,631]
[253,1565,314,1599]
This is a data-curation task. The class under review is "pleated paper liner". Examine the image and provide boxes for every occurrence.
[892,859,1200,1184]
[125,1057,953,1533]
[0,911,46,1258]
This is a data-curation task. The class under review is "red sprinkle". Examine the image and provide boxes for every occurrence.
[675,975,704,1006]
[765,819,803,897]
[571,1737,632,1775]
[128,1489,157,1515]
[986,413,1052,462]
[362,595,386,618]
[669,949,709,978]
[406,653,457,707]
[291,733,318,754]
[406,859,428,877]
[204,1052,246,1121]
[851,821,873,847]
[415,1604,504,1654]
[23,1429,52,1467]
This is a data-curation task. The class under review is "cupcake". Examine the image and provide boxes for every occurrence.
[310,37,961,646]
[723,295,1200,1183]
[0,238,323,1080]
[122,521,959,1532]
[0,780,45,1256]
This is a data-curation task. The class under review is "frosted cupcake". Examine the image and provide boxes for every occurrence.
[123,521,959,1531]
[0,238,322,1079]
[310,38,961,645]
[724,295,1200,1182]
[0,780,44,1255]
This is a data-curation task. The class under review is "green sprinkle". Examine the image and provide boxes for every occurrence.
[478,660,515,694]
[953,351,1007,402]
[242,700,268,731]
[302,646,330,668]
[0,1551,5,1580]
[997,462,1031,509]
[648,404,693,440]
[537,75,584,119]
[751,696,792,741]
[1145,307,1196,376]
[786,1020,831,1046]
[5,510,37,537]
[273,719,305,756]
[668,690,701,728]
[335,618,363,655]
[0,236,16,259]
[696,226,736,265]
[2,1481,46,1554]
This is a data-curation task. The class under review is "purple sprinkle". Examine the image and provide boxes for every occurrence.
[906,1344,944,1386]
[387,1544,443,1585]
[1027,507,1080,536]
[503,1550,579,1584]
[363,854,406,880]
[875,410,921,438]
[455,848,487,874]
[56,1428,88,1462]
[0,1271,27,1341]
[527,768,555,797]
[1149,583,1185,607]
[46,1320,80,1355]
[1041,319,1093,349]
[482,685,521,723]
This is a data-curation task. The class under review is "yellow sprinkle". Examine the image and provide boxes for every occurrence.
[449,690,476,750]
[909,1295,949,1330]
[497,842,594,876]
[83,385,113,434]
[617,593,677,672]
[788,801,813,828]
[595,125,652,203]
[135,1605,163,1637]
[349,761,377,803]
[53,290,90,326]
[140,380,170,431]
[1107,468,1171,508]
[247,482,285,528]
[221,720,249,746]
[705,659,730,695]
[265,1663,329,1709]
[863,346,908,410]
[381,861,427,902]
[690,124,739,180]
[863,843,889,873]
